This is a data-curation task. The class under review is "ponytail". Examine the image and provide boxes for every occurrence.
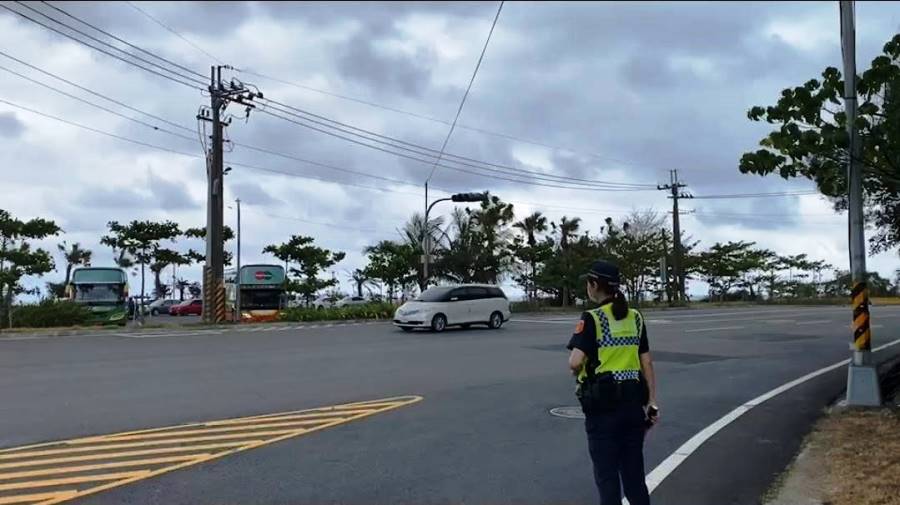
[610,290,629,320]
[589,277,630,320]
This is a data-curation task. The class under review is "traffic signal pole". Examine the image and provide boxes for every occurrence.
[841,1,881,406]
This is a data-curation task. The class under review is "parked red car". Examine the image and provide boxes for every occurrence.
[170,299,202,316]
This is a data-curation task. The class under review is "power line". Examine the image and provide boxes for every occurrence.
[12,2,206,87]
[0,3,203,90]
[39,1,207,80]
[691,191,820,199]
[258,98,654,189]
[124,1,224,65]
[116,0,661,175]
[427,0,503,183]
[0,62,197,143]
[240,205,385,234]
[256,107,649,192]
[0,49,194,134]
[0,97,199,157]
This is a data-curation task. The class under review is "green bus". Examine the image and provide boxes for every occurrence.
[225,264,286,322]
[67,267,129,326]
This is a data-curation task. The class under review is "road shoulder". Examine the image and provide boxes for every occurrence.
[650,349,900,505]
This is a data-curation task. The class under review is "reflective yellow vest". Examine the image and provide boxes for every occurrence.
[577,304,643,383]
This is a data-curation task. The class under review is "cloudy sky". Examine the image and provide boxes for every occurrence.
[1,0,898,299]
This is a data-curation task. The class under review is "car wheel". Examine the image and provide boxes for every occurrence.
[151,309,159,316]
[400,327,414,333]
[489,311,504,329]
[431,314,447,333]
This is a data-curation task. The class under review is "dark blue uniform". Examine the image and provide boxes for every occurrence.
[568,309,651,505]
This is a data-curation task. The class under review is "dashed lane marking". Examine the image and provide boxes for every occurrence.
[683,326,745,333]
[0,396,422,505]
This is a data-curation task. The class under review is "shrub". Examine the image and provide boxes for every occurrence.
[280,302,396,322]
[9,300,93,328]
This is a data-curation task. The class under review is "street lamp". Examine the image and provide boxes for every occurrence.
[423,191,489,287]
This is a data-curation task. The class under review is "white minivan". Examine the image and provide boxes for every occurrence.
[393,284,511,332]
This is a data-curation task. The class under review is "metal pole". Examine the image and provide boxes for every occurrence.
[235,198,241,323]
[841,0,881,406]
[423,182,429,290]
[671,171,684,302]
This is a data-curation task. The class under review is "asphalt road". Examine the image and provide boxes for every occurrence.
[1,305,899,505]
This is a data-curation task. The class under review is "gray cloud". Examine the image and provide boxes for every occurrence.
[0,111,24,138]
[335,33,435,98]
[75,186,149,209]
[147,170,199,210]
[230,180,280,207]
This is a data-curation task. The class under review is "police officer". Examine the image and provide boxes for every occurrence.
[567,260,658,505]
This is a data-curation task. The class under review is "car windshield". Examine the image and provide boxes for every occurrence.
[74,284,123,303]
[415,287,453,302]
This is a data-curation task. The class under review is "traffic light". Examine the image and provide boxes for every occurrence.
[451,192,489,203]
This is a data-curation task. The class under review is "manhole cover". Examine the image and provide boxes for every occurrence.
[550,406,585,419]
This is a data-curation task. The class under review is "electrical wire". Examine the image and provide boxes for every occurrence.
[0,3,203,90]
[0,97,198,157]
[258,97,654,189]
[124,0,224,65]
[427,0,503,183]
[690,191,820,200]
[121,0,662,174]
[39,1,207,80]
[0,49,195,133]
[256,107,650,192]
[0,63,197,143]
[11,2,206,87]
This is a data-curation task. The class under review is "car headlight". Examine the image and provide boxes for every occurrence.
[402,308,421,316]
[109,312,124,321]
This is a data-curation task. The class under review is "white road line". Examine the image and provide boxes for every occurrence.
[683,326,745,333]
[644,336,900,495]
[509,319,573,324]
[796,320,831,326]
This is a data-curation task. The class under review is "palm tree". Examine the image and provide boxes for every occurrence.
[346,268,374,297]
[553,217,582,307]
[400,213,445,290]
[57,242,93,286]
[513,212,548,300]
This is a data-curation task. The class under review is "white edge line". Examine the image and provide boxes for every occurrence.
[645,337,900,494]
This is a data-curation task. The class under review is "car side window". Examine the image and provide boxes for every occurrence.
[467,287,489,300]
[448,288,466,301]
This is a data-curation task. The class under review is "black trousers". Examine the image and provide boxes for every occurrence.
[585,402,650,505]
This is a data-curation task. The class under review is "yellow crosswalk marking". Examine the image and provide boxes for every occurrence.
[0,471,147,492]
[0,491,76,505]
[0,395,421,505]
[0,455,201,481]
[0,442,253,470]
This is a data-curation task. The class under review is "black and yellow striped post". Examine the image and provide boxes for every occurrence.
[851,282,871,352]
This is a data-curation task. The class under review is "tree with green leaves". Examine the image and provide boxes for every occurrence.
[400,213,445,291]
[696,241,760,301]
[150,248,191,299]
[740,33,900,254]
[263,235,345,306]
[182,226,235,266]
[346,268,375,298]
[46,241,93,299]
[364,240,417,302]
[101,220,181,314]
[512,211,550,301]
[0,209,61,327]
[600,211,669,306]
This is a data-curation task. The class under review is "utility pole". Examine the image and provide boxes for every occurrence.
[841,0,881,406]
[658,170,692,304]
[198,65,261,324]
[235,198,241,323]
[423,182,429,289]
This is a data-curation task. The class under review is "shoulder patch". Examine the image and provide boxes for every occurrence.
[575,320,585,333]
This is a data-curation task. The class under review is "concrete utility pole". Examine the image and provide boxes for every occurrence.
[658,170,692,303]
[198,65,261,324]
[841,0,881,406]
[235,198,241,323]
